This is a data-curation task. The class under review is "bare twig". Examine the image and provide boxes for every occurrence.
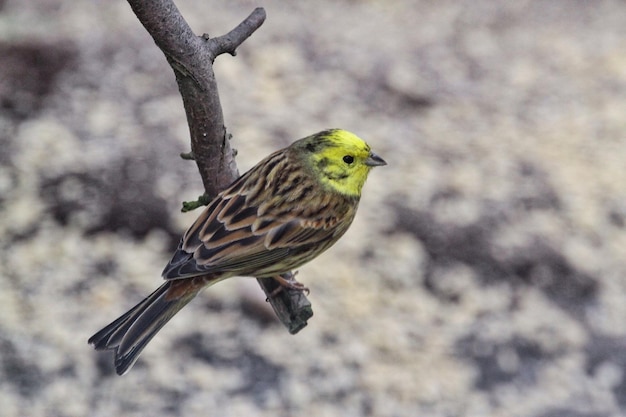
[126,0,312,332]
[207,8,267,57]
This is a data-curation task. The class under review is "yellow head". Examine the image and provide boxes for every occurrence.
[293,129,386,197]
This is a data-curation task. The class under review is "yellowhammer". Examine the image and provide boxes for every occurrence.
[89,129,386,374]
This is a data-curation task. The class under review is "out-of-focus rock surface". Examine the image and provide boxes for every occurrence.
[1,0,626,416]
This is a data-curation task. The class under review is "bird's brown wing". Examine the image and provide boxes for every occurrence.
[162,152,351,280]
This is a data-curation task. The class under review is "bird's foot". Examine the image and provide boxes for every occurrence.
[268,272,310,297]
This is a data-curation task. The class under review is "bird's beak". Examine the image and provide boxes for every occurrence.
[365,152,387,167]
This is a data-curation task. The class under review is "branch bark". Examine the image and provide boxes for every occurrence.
[126,0,312,334]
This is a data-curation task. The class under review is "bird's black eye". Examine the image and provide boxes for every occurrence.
[343,155,354,164]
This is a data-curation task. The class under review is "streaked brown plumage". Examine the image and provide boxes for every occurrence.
[88,129,386,375]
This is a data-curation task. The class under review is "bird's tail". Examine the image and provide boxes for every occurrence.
[88,280,202,375]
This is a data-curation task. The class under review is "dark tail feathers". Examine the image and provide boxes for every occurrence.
[88,282,198,375]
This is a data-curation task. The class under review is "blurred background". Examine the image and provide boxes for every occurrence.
[1,0,626,416]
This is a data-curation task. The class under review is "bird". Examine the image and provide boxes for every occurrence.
[88,128,386,375]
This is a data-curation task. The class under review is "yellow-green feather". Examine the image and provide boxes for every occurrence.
[293,129,374,197]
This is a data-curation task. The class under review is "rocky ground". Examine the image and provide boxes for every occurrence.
[1,0,626,416]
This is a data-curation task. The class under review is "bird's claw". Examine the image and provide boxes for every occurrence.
[267,273,310,298]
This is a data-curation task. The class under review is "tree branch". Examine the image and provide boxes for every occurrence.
[126,0,312,333]
[207,8,267,57]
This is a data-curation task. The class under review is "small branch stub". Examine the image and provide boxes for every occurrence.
[181,194,211,213]
[208,8,266,58]
[258,273,313,334]
[180,151,195,160]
